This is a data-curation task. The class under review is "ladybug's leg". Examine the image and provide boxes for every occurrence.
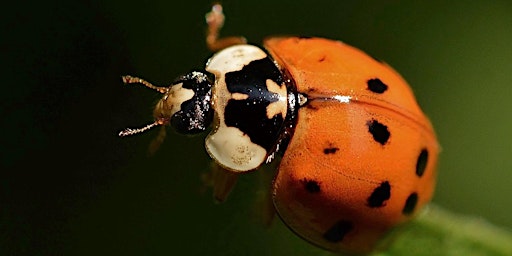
[253,162,278,226]
[147,126,166,155]
[202,161,240,203]
[205,4,247,52]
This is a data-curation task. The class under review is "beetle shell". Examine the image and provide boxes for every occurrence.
[265,37,438,253]
[121,33,439,254]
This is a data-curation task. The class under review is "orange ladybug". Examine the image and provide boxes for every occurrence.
[120,4,439,254]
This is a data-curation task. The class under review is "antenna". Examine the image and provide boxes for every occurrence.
[119,75,172,138]
[118,121,160,137]
[121,75,169,94]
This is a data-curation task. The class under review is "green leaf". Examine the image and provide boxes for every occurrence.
[371,204,512,256]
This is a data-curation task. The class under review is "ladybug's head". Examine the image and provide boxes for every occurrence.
[153,71,214,134]
[119,71,213,142]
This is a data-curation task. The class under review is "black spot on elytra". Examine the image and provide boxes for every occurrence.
[367,78,388,94]
[402,193,418,215]
[367,119,390,145]
[323,220,354,243]
[302,179,321,193]
[416,149,429,177]
[323,147,339,154]
[367,181,391,208]
[318,55,326,62]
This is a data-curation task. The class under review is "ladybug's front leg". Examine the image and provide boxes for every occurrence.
[205,4,247,52]
[253,162,279,227]
[202,162,240,203]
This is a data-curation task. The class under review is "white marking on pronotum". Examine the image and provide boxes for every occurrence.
[265,79,288,119]
[231,93,249,100]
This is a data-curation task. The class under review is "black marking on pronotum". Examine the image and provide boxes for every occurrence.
[416,149,429,177]
[402,192,418,215]
[323,147,339,154]
[367,78,388,94]
[301,178,321,193]
[323,220,354,243]
[367,181,391,208]
[265,65,299,158]
[367,119,390,145]
[224,57,285,151]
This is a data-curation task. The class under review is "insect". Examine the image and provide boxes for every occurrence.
[120,4,439,254]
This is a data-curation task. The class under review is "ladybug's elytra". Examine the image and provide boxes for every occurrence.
[120,4,439,254]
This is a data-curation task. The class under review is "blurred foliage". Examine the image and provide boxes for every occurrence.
[375,205,512,256]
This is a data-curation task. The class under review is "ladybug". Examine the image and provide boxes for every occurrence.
[120,4,439,254]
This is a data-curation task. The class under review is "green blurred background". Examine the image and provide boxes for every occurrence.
[3,0,511,255]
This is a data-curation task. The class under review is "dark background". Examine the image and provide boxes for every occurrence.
[3,0,512,255]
